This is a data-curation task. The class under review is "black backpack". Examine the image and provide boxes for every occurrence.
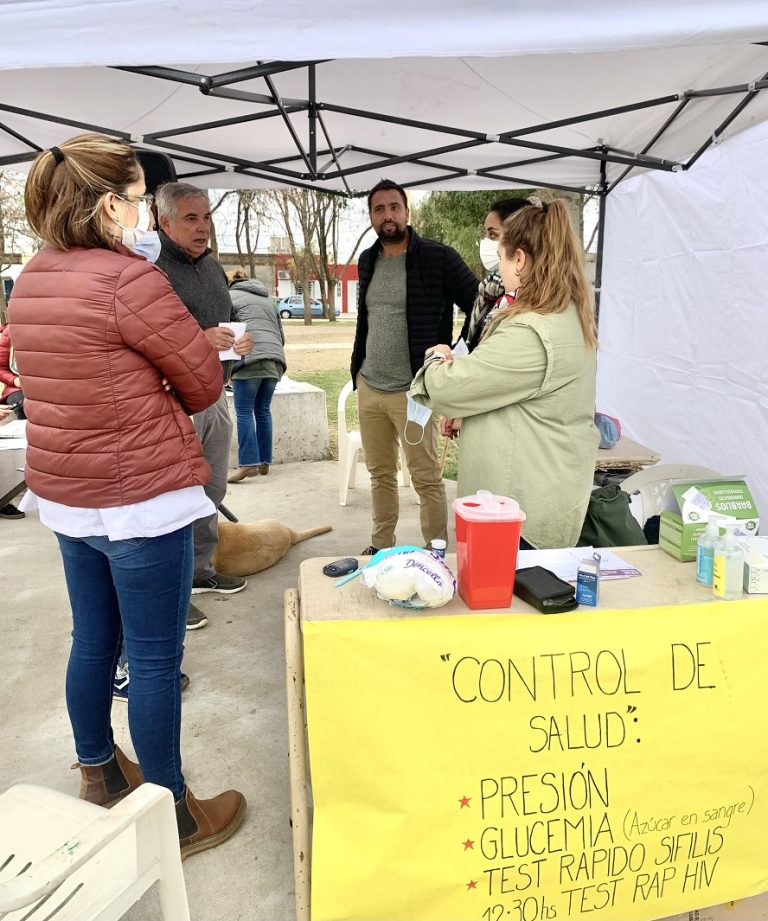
[578,484,648,547]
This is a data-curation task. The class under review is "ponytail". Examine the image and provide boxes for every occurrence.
[25,133,141,251]
[493,199,597,349]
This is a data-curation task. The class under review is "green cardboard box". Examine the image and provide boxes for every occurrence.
[658,477,759,562]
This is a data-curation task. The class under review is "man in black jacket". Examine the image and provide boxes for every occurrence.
[351,179,477,554]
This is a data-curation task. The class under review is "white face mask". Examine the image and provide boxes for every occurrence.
[130,230,161,263]
[404,391,433,445]
[479,237,500,273]
[115,198,152,248]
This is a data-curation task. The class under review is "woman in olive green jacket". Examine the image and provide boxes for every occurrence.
[410,199,598,549]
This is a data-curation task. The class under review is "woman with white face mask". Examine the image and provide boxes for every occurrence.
[443,196,535,441]
[465,196,536,352]
[413,199,599,550]
[8,133,246,857]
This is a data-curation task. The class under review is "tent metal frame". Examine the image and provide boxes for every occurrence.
[1,58,767,312]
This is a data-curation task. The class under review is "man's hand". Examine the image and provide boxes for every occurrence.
[441,417,463,439]
[12,376,21,388]
[234,332,253,357]
[426,344,452,362]
[204,326,236,350]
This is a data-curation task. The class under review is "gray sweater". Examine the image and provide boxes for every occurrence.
[156,230,235,380]
[229,278,286,379]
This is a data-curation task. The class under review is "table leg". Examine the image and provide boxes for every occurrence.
[284,588,311,920]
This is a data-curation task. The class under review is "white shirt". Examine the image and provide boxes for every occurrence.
[20,486,215,541]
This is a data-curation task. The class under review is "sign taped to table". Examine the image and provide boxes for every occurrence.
[303,601,768,921]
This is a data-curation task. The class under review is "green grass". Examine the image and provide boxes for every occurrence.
[290,369,355,461]
[289,368,459,480]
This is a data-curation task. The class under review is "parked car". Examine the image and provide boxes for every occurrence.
[276,295,340,319]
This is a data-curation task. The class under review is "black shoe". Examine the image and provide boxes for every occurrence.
[360,545,380,556]
[186,602,209,630]
[0,503,25,519]
[113,666,190,701]
[191,572,247,595]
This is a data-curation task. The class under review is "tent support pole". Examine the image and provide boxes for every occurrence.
[0,102,131,141]
[594,154,608,327]
[308,65,318,176]
[263,72,315,178]
[320,139,484,180]
[686,69,768,169]
[0,121,41,152]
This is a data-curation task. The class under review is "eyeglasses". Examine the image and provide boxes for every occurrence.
[115,193,154,208]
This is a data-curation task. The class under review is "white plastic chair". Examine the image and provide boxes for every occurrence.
[337,380,411,506]
[620,464,720,525]
[0,782,189,921]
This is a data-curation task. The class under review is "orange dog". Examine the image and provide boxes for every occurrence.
[213,519,332,576]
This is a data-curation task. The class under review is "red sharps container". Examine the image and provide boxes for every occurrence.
[452,490,527,609]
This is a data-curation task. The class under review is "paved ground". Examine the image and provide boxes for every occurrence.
[0,459,457,921]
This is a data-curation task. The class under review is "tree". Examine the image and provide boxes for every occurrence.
[266,189,369,325]
[412,189,535,277]
[267,189,318,325]
[0,171,33,322]
[308,192,369,322]
[233,190,271,277]
[207,190,235,260]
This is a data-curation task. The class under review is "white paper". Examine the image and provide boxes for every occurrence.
[0,419,26,438]
[217,322,247,361]
[516,546,641,582]
[0,418,27,449]
[451,338,469,359]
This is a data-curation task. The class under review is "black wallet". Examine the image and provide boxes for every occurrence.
[514,566,578,614]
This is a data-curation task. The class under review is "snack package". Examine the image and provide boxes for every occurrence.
[360,547,456,609]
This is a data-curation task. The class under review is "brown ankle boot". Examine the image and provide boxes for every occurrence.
[74,745,143,807]
[227,466,260,483]
[176,786,246,860]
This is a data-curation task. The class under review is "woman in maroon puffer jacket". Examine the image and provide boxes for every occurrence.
[8,134,246,858]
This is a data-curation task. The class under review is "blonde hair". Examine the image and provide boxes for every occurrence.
[227,269,248,285]
[493,199,597,349]
[24,133,142,251]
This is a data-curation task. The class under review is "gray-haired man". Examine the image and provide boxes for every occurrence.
[155,183,252,623]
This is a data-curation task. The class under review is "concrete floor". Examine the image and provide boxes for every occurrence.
[0,460,457,921]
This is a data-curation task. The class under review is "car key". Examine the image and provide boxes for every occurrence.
[322,557,359,577]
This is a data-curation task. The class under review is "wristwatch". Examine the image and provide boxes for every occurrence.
[424,351,445,367]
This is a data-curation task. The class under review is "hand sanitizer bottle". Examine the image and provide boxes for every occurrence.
[696,516,722,586]
[712,524,744,601]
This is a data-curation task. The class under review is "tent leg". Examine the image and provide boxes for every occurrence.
[594,156,608,326]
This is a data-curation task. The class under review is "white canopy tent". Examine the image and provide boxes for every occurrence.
[1,2,767,195]
[2,0,768,509]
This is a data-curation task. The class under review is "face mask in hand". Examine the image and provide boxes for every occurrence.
[479,237,500,273]
[130,230,161,263]
[404,391,433,445]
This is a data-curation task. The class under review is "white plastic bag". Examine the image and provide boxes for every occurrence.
[360,547,456,609]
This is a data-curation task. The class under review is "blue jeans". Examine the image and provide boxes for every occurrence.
[232,376,278,466]
[55,526,192,799]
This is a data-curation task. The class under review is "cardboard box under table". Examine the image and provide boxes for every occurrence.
[284,546,768,921]
[659,477,759,562]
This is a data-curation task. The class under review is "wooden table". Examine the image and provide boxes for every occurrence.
[595,435,660,471]
[283,547,767,921]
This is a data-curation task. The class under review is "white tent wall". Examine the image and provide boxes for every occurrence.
[596,117,768,516]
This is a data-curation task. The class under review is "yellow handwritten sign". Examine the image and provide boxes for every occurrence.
[303,601,768,921]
